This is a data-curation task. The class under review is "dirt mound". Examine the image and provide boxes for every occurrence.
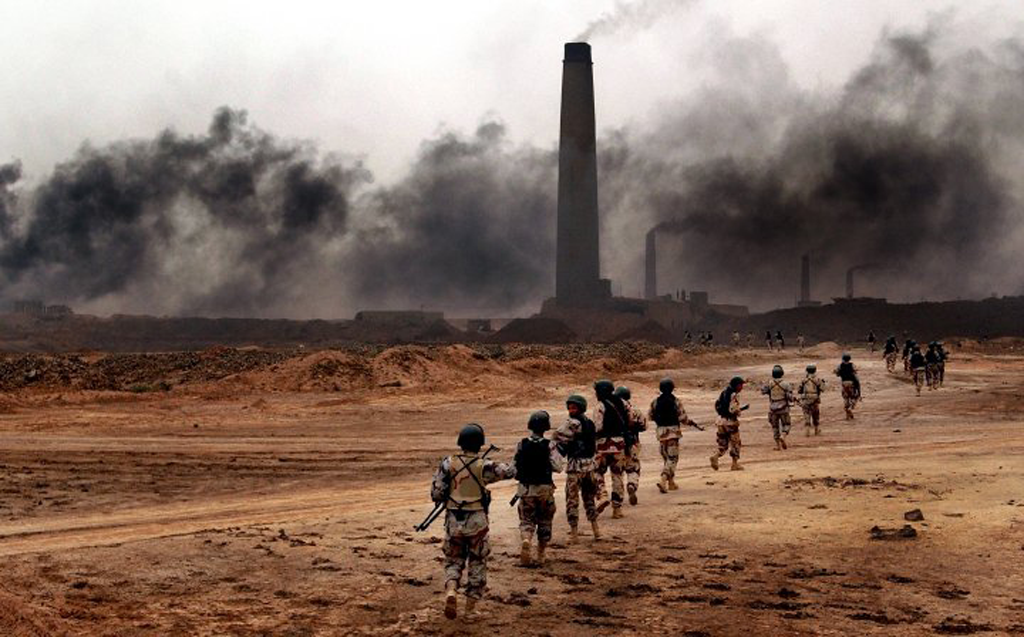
[803,341,844,357]
[0,588,68,637]
[488,318,577,344]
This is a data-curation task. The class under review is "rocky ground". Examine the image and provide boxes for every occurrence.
[0,342,1022,636]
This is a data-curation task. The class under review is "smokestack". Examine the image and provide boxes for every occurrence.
[800,254,810,303]
[645,228,657,299]
[555,42,604,305]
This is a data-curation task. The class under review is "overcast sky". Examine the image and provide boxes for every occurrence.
[3,0,1020,186]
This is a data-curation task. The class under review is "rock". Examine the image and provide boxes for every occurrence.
[904,509,925,521]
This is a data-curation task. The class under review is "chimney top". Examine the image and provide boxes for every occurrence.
[564,42,592,63]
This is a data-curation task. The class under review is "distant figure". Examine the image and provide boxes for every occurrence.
[775,330,785,351]
[746,332,754,348]
[883,336,899,372]
[732,331,740,347]
[867,331,877,353]
[706,332,714,347]
[935,342,948,386]
[834,353,860,419]
[797,333,805,352]
[684,331,693,345]
[765,330,775,351]
[909,346,927,396]
[761,365,794,451]
[711,376,747,471]
[902,339,915,373]
[925,343,942,391]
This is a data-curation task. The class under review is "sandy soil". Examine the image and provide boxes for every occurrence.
[1,345,1022,636]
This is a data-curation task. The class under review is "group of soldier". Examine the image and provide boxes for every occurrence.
[882,335,948,395]
[426,349,879,620]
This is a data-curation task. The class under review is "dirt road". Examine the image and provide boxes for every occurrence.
[1,345,1022,635]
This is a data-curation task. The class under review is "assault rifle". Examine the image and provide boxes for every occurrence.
[414,444,498,532]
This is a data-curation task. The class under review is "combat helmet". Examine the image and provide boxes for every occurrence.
[613,386,631,401]
[527,410,551,434]
[659,377,675,393]
[772,365,784,378]
[457,423,485,452]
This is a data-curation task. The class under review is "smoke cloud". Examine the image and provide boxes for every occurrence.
[575,0,696,42]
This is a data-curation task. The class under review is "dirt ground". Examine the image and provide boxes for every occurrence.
[1,344,1022,636]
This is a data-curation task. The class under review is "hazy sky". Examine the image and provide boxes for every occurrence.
[3,0,1020,185]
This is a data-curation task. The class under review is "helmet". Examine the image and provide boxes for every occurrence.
[659,377,675,393]
[527,410,551,433]
[566,394,588,411]
[593,379,615,398]
[613,386,631,401]
[772,365,784,379]
[842,353,851,362]
[729,376,745,389]
[806,364,816,374]
[457,423,485,452]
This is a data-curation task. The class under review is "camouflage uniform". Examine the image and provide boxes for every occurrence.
[797,335,805,352]
[552,416,600,528]
[431,453,515,599]
[648,394,692,486]
[620,400,647,499]
[592,399,628,513]
[713,391,743,462]
[925,348,941,390]
[514,434,565,545]
[761,378,793,449]
[884,340,899,373]
[798,374,825,435]
[909,351,927,396]
[835,362,860,419]
[746,332,754,348]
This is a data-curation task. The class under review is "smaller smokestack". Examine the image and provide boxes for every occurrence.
[645,229,657,299]
[800,254,810,303]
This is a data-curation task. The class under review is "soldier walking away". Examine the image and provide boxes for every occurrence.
[776,330,785,351]
[883,335,899,373]
[746,332,754,348]
[710,377,747,471]
[867,330,877,353]
[909,346,927,396]
[834,353,860,419]
[761,365,794,450]
[431,424,515,619]
[648,378,703,494]
[765,330,775,351]
[592,380,631,519]
[732,331,741,347]
[798,364,825,436]
[552,395,603,542]
[902,339,915,373]
[514,411,565,567]
[613,386,647,506]
[925,342,943,390]
[797,333,806,353]
[935,341,948,386]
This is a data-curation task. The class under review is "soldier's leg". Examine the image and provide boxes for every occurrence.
[443,531,469,617]
[609,453,626,516]
[729,429,743,470]
[464,531,491,602]
[711,426,729,470]
[802,405,813,436]
[518,496,536,565]
[779,412,791,449]
[564,473,580,531]
[770,413,782,449]
[593,454,609,504]
[624,450,640,505]
[664,439,680,489]
[536,493,556,564]
[812,403,821,435]
[581,471,601,539]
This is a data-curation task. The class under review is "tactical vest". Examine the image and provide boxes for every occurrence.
[910,353,926,369]
[446,454,486,511]
[515,437,553,486]
[837,362,856,382]
[598,398,628,439]
[801,377,821,400]
[566,416,596,460]
[768,380,788,402]
[652,393,680,427]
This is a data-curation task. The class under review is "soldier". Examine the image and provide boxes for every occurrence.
[431,424,515,619]
[909,346,927,396]
[935,341,948,386]
[902,339,915,373]
[765,330,774,351]
[925,342,942,391]
[613,386,647,506]
[592,380,631,519]
[834,353,860,419]
[761,365,794,451]
[732,331,741,347]
[746,332,754,348]
[514,411,565,567]
[710,376,747,471]
[648,378,703,493]
[883,335,899,373]
[797,333,806,352]
[867,330,877,353]
[552,395,602,542]
[798,364,825,436]
[776,330,785,351]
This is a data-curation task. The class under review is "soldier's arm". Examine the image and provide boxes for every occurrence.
[633,408,648,431]
[549,443,566,473]
[430,458,451,503]
[552,419,576,444]
[482,460,516,484]
[647,399,657,421]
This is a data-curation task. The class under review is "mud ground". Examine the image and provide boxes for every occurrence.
[1,344,1022,636]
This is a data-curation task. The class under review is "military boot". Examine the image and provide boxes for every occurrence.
[591,519,601,540]
[444,581,458,619]
[568,524,578,544]
[667,478,679,491]
[780,437,788,450]
[464,596,477,618]
[612,506,624,519]
[774,439,782,451]
[628,484,638,505]
[520,539,532,566]
[536,541,547,566]
[730,459,744,471]
[710,455,719,471]
[657,476,668,493]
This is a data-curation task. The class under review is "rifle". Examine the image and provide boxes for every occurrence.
[414,444,498,532]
